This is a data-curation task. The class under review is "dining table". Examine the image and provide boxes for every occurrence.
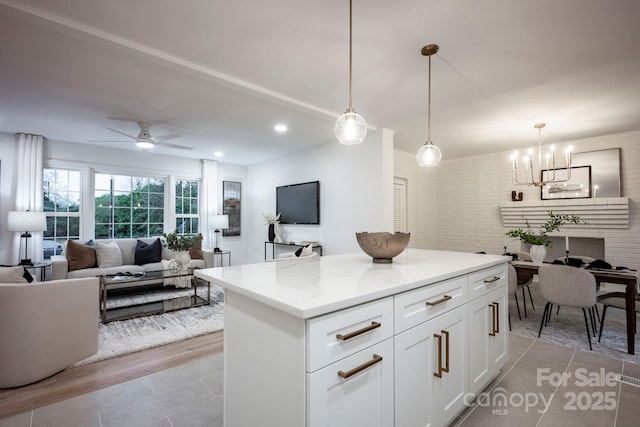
[511,260,638,355]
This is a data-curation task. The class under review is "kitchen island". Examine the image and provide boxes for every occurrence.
[195,248,510,427]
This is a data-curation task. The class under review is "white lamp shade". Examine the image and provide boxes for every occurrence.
[335,111,367,145]
[7,211,47,232]
[208,214,229,230]
[416,143,442,167]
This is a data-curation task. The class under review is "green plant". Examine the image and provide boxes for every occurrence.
[505,211,583,248]
[162,230,202,251]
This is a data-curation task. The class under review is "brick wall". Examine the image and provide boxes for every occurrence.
[394,131,640,269]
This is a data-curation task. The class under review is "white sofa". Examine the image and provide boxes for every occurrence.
[50,238,215,282]
[0,277,99,388]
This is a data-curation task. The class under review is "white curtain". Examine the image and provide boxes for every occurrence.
[201,159,218,249]
[11,133,44,263]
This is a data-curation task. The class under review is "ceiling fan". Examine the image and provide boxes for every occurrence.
[91,120,193,150]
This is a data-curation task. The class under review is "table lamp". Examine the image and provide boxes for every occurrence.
[209,214,229,253]
[7,210,47,265]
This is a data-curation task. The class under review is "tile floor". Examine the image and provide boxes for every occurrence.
[1,334,639,427]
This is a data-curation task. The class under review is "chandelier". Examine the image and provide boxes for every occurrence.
[416,44,442,167]
[510,123,572,187]
[334,0,367,145]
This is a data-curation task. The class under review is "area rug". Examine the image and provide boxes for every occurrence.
[509,279,640,365]
[73,284,224,367]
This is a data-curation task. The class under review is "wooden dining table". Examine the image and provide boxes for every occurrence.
[511,261,638,355]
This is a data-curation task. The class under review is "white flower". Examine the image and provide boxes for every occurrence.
[262,212,281,224]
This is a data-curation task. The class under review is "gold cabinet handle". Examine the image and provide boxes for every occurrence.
[494,301,500,334]
[425,295,452,307]
[489,303,497,336]
[338,354,383,379]
[336,321,381,341]
[484,276,501,284]
[433,333,443,378]
[442,330,450,373]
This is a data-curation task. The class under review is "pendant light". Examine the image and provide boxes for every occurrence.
[416,44,442,167]
[335,0,367,145]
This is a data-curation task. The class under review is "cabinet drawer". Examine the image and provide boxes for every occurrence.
[468,264,507,301]
[394,275,467,334]
[307,338,394,427]
[307,297,393,372]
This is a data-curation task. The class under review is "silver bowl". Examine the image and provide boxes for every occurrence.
[355,232,411,264]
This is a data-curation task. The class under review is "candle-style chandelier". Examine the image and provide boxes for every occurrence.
[510,123,573,187]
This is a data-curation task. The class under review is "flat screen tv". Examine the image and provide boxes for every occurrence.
[276,181,320,225]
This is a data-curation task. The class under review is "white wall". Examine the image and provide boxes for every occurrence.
[395,130,640,269]
[245,129,393,264]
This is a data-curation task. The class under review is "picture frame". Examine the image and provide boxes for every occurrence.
[540,165,592,200]
[222,181,241,236]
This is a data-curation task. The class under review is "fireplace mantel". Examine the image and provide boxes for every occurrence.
[500,197,629,230]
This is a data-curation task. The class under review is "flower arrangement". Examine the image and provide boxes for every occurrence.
[505,211,583,248]
[262,212,281,225]
[162,230,203,252]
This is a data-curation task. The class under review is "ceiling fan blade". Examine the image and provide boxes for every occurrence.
[105,127,137,141]
[155,142,193,150]
[154,133,181,142]
[88,139,133,143]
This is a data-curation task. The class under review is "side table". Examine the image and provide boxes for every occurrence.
[24,262,50,281]
[212,250,231,267]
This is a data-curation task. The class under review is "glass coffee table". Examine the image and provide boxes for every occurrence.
[99,268,210,323]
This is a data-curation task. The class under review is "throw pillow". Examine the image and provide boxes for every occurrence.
[66,239,97,271]
[0,266,28,283]
[95,241,124,268]
[134,238,163,265]
[188,233,204,260]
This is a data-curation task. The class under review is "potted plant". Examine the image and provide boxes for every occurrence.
[162,230,203,268]
[262,213,281,243]
[505,211,583,264]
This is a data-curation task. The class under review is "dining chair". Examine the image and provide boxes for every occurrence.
[507,264,518,330]
[537,264,598,350]
[597,282,640,342]
[510,251,535,316]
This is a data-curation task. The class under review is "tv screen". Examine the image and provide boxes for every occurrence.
[276,181,320,225]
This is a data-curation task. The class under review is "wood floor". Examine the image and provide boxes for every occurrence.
[0,330,224,420]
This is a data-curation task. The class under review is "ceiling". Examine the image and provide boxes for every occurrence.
[1,0,639,166]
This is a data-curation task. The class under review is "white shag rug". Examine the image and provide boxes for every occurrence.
[74,284,224,367]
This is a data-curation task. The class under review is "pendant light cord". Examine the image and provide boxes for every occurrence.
[427,53,431,143]
[348,0,353,110]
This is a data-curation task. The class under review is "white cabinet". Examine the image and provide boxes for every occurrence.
[395,303,468,427]
[468,266,509,397]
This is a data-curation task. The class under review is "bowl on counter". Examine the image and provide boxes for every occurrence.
[355,232,411,264]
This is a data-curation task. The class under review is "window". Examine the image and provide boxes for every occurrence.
[175,179,199,234]
[43,168,81,258]
[95,174,165,239]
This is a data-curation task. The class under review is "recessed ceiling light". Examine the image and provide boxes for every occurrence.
[214,151,224,157]
[274,124,287,133]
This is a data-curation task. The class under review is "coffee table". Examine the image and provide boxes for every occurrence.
[99,268,210,323]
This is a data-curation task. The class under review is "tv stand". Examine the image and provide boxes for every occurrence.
[264,241,323,260]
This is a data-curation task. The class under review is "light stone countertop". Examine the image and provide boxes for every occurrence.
[195,248,510,319]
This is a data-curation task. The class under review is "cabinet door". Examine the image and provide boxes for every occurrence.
[468,286,508,397]
[395,318,439,427]
[307,339,393,427]
[436,305,468,427]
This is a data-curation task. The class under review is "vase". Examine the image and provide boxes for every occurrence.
[175,251,191,270]
[268,223,275,242]
[529,244,547,265]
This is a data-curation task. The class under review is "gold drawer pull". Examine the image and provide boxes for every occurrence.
[425,295,452,307]
[338,354,383,379]
[336,321,381,341]
[484,276,501,284]
[434,333,443,378]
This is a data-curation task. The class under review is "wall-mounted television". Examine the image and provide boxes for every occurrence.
[276,181,320,225]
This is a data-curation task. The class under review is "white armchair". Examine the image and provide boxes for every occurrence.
[0,277,99,388]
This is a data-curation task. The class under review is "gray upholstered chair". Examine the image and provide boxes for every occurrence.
[510,251,535,316]
[537,264,598,350]
[597,284,640,342]
[507,264,518,330]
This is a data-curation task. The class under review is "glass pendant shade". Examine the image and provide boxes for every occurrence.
[335,110,367,145]
[416,141,442,167]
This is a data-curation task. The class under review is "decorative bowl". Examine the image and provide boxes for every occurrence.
[355,232,411,264]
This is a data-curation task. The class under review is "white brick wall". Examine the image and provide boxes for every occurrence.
[394,131,640,269]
